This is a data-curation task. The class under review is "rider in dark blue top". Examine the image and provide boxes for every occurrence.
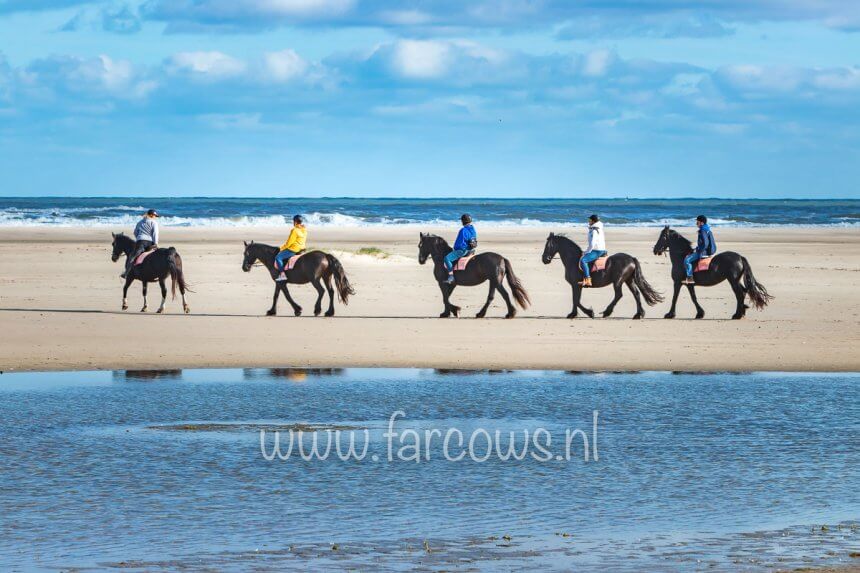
[445,214,477,284]
[683,215,717,284]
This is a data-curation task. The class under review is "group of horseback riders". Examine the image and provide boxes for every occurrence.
[115,206,771,321]
[122,209,719,287]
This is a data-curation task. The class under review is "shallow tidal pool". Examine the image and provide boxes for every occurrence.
[0,368,857,571]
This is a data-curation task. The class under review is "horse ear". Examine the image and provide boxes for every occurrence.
[243,240,248,247]
[549,232,554,238]
[111,232,115,238]
[420,232,425,238]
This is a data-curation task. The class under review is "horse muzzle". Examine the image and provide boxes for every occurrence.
[542,255,553,264]
[418,256,428,265]
[111,255,119,262]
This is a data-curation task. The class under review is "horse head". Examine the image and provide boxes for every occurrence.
[653,226,671,256]
[418,232,435,265]
[242,240,256,272]
[111,232,128,262]
[542,233,559,264]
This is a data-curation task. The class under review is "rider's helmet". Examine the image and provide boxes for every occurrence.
[589,214,599,223]
[461,213,472,225]
[696,215,707,224]
[293,214,305,225]
[146,209,159,218]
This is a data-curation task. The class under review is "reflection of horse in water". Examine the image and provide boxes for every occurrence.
[653,226,772,319]
[542,233,663,319]
[111,233,190,314]
[418,233,530,319]
[241,241,354,317]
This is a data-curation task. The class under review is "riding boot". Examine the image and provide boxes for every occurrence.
[445,273,455,284]
[682,276,695,285]
[578,276,592,287]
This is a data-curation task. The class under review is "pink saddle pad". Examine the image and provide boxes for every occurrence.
[134,249,156,266]
[286,252,304,270]
[696,257,713,272]
[455,253,476,271]
[591,256,608,272]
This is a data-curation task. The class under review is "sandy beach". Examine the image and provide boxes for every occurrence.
[1,225,858,372]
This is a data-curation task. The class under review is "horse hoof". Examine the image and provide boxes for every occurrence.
[266,309,277,316]
[664,312,675,319]
[567,312,577,319]
[505,312,516,319]
[314,309,322,317]
[475,312,486,319]
[122,305,128,311]
[140,308,147,313]
[731,313,744,320]
[695,313,705,320]
[632,313,643,320]
[585,310,595,319]
[184,306,190,314]
[440,312,450,318]
[325,310,335,317]
[294,308,302,317]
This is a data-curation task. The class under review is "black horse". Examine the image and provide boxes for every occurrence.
[418,233,530,318]
[241,242,354,316]
[652,226,773,319]
[542,233,663,319]
[111,233,190,313]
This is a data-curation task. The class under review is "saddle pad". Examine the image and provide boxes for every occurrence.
[286,252,305,270]
[696,257,713,273]
[591,256,608,273]
[134,249,156,266]
[455,253,476,271]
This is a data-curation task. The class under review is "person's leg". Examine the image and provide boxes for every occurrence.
[444,249,465,283]
[274,249,295,271]
[684,253,700,278]
[123,240,150,278]
[580,251,599,278]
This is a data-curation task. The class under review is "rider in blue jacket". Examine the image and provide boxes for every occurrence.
[683,215,717,284]
[445,214,477,284]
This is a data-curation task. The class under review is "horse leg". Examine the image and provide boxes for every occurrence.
[157,278,167,313]
[311,278,325,316]
[729,277,746,320]
[496,282,516,319]
[687,284,705,319]
[447,284,461,317]
[476,281,495,318]
[627,278,644,319]
[571,286,594,318]
[121,276,133,311]
[602,283,623,318]
[267,283,280,316]
[665,281,681,319]
[281,284,302,316]
[140,282,149,312]
[438,283,452,317]
[567,285,578,318]
[323,274,335,317]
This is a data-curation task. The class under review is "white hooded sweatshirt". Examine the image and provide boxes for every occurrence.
[585,221,605,254]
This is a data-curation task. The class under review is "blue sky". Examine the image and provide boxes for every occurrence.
[0,1,859,198]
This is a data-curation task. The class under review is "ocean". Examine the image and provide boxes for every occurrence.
[0,197,858,228]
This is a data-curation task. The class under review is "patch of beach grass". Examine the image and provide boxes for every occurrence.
[356,246,390,259]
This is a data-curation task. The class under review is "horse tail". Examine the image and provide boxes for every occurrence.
[741,256,773,310]
[326,253,355,304]
[503,257,531,309]
[632,257,664,306]
[167,248,191,300]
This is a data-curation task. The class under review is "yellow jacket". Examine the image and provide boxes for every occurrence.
[280,225,307,252]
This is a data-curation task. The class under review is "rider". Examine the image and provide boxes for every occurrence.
[578,214,607,288]
[275,214,307,282]
[122,209,159,279]
[444,214,477,284]
[683,215,717,284]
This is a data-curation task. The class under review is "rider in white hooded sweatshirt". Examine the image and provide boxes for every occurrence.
[579,214,607,287]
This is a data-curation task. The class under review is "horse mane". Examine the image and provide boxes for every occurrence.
[551,233,582,252]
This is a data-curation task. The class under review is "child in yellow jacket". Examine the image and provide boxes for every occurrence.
[275,215,307,281]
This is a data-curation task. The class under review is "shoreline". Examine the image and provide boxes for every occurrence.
[1,226,859,373]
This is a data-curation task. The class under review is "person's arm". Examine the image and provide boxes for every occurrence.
[152,221,159,246]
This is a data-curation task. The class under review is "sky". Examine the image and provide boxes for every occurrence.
[0,1,859,198]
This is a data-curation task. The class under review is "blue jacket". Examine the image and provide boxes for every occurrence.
[696,224,717,256]
[453,224,477,251]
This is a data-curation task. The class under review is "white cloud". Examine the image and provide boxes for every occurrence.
[389,39,452,79]
[262,49,308,82]
[251,0,354,17]
[168,51,247,79]
[581,49,614,77]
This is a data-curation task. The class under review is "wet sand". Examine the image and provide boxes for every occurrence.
[0,226,858,372]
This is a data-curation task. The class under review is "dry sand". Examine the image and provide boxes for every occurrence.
[1,226,858,372]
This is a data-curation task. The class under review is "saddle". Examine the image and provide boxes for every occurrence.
[578,255,608,273]
[286,252,305,271]
[454,252,476,271]
[134,249,156,266]
[695,257,713,273]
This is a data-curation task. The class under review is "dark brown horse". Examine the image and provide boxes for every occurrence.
[652,226,772,319]
[241,242,354,316]
[418,233,530,318]
[542,233,662,319]
[111,233,190,313]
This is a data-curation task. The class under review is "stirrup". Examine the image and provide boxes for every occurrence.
[682,277,695,285]
[275,272,287,282]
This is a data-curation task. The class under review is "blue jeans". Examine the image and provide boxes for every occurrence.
[444,248,471,272]
[275,249,297,272]
[684,253,702,277]
[580,250,607,278]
